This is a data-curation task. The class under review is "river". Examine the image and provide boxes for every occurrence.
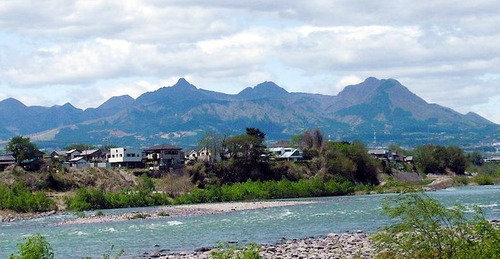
[1,185,499,258]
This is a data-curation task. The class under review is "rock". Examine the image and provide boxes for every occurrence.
[194,247,212,252]
[427,177,454,191]
[150,251,161,257]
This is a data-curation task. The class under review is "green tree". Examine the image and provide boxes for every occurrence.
[467,151,484,166]
[372,193,500,259]
[413,144,468,175]
[197,130,225,162]
[6,136,39,164]
[9,234,54,259]
[446,146,467,174]
[245,127,265,140]
[64,143,95,151]
[322,141,379,184]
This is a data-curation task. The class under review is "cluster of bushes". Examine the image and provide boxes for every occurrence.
[0,183,56,213]
[412,144,468,174]
[65,188,171,211]
[372,192,500,259]
[173,177,355,204]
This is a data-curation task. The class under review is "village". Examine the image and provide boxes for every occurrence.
[0,139,433,173]
[0,143,308,172]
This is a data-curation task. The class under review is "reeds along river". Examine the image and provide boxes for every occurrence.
[1,185,499,258]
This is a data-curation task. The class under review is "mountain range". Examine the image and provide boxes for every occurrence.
[0,77,498,149]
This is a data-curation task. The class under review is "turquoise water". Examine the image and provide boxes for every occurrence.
[1,185,499,258]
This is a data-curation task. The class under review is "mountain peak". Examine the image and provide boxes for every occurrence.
[238,81,288,100]
[0,97,26,108]
[172,78,197,90]
[97,95,135,111]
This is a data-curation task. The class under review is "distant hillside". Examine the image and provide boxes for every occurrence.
[0,77,498,149]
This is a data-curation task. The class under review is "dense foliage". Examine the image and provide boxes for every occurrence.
[372,193,500,259]
[8,234,54,259]
[412,144,468,174]
[0,183,56,213]
[187,129,380,187]
[6,136,39,164]
[173,177,355,204]
[65,187,171,211]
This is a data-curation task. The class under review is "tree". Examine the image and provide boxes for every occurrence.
[224,134,264,162]
[6,136,39,164]
[64,143,94,151]
[245,127,266,140]
[197,131,225,162]
[322,141,379,184]
[467,151,484,166]
[413,144,468,175]
[291,128,324,150]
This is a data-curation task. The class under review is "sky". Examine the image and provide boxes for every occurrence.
[0,1,499,123]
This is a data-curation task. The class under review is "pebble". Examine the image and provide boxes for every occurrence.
[154,232,375,259]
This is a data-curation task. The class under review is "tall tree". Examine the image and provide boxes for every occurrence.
[197,131,225,161]
[6,136,39,164]
[245,127,266,140]
[65,143,95,151]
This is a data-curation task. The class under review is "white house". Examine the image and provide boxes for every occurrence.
[268,147,304,161]
[108,147,144,168]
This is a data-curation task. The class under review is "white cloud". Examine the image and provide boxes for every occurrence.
[0,1,499,123]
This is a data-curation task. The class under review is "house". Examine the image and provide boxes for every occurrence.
[484,156,500,163]
[184,147,217,164]
[66,149,81,160]
[404,156,414,163]
[79,149,102,162]
[184,149,199,164]
[368,149,389,159]
[268,147,304,161]
[66,156,88,168]
[108,147,145,168]
[50,150,68,161]
[0,154,16,170]
[198,147,213,162]
[144,144,183,170]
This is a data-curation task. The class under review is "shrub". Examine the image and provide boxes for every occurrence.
[0,183,56,213]
[65,187,171,211]
[211,243,261,259]
[173,177,355,205]
[371,192,500,259]
[474,174,494,185]
[454,176,469,185]
[9,234,54,259]
[128,213,150,220]
[157,211,170,217]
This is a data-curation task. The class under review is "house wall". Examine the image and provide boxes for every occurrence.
[109,148,143,163]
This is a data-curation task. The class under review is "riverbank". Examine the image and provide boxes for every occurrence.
[55,200,317,225]
[146,231,374,258]
[0,210,57,222]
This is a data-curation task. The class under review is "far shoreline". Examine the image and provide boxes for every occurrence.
[54,200,318,226]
